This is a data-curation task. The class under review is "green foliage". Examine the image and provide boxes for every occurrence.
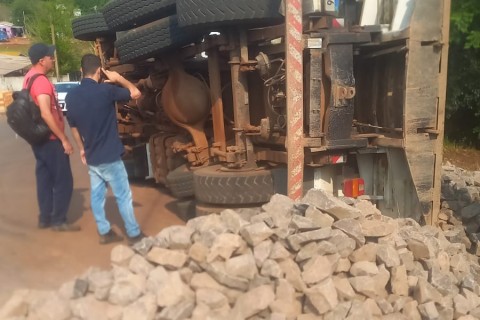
[450,0,480,49]
[26,0,82,74]
[2,0,107,74]
[10,0,37,26]
[445,0,480,146]
[74,0,109,14]
[0,4,11,21]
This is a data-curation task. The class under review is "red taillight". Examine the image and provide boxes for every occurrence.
[343,178,365,198]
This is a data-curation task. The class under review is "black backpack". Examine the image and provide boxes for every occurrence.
[6,74,52,145]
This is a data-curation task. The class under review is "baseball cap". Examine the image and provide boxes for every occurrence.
[28,43,56,64]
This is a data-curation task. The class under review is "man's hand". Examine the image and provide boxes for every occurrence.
[62,138,73,155]
[80,149,86,165]
[101,68,141,99]
[102,68,122,84]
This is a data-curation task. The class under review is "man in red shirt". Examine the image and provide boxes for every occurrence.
[24,43,79,231]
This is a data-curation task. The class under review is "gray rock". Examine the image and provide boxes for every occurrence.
[225,251,258,280]
[111,245,135,267]
[108,270,146,306]
[146,247,187,269]
[286,228,332,251]
[304,206,335,228]
[240,222,274,246]
[220,209,249,234]
[128,254,154,277]
[230,285,275,319]
[157,299,195,320]
[333,219,365,247]
[301,255,333,285]
[121,293,156,320]
[301,189,361,220]
[305,278,338,314]
[203,261,250,291]
[155,225,194,250]
[254,239,273,267]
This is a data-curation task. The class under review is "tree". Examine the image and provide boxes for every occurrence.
[26,0,84,74]
[0,4,11,21]
[445,0,480,146]
[10,0,38,27]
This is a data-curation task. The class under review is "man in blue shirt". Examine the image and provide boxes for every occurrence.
[66,54,144,245]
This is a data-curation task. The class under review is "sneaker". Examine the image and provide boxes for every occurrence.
[127,232,146,246]
[51,223,81,232]
[99,229,124,245]
[38,221,50,229]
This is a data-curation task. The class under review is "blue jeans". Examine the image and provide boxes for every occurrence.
[88,160,140,237]
[32,139,73,226]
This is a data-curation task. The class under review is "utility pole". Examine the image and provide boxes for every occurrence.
[50,23,60,81]
[22,11,27,36]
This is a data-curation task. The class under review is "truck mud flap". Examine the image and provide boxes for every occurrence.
[176,0,283,29]
[102,0,176,31]
[193,165,274,205]
[72,13,115,41]
[115,15,203,63]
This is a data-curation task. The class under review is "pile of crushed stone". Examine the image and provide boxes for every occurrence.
[1,189,480,320]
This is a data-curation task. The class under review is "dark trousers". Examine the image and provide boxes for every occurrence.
[31,139,73,225]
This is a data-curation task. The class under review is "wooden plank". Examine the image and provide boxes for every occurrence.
[402,0,450,224]
[405,152,434,202]
[431,0,451,225]
[405,42,441,88]
[405,134,435,153]
[409,0,443,41]
[404,86,438,131]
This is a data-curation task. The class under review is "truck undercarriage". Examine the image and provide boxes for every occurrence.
[72,0,450,223]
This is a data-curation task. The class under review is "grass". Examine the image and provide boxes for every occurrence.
[0,42,30,56]
[443,138,480,171]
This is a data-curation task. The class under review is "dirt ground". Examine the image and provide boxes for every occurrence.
[0,37,30,55]
[0,115,184,307]
[443,145,480,171]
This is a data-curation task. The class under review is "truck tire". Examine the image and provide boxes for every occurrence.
[176,0,283,29]
[72,13,115,41]
[193,165,274,205]
[115,15,202,63]
[166,164,194,199]
[102,0,176,31]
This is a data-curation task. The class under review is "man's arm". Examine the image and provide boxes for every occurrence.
[37,94,73,155]
[102,68,141,99]
[70,127,86,165]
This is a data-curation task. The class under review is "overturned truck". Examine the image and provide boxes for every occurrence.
[72,0,450,223]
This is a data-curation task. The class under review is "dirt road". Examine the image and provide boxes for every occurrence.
[0,115,183,306]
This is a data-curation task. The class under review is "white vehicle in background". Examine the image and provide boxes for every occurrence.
[54,81,80,113]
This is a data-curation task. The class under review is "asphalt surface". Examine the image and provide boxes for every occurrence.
[0,115,183,306]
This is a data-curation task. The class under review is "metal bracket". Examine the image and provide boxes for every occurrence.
[333,84,355,106]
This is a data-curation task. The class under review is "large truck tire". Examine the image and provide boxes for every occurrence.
[102,0,176,31]
[166,164,194,199]
[193,165,274,205]
[176,0,283,29]
[115,15,202,63]
[72,13,115,41]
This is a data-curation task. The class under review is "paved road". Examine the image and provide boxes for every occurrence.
[0,115,183,306]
